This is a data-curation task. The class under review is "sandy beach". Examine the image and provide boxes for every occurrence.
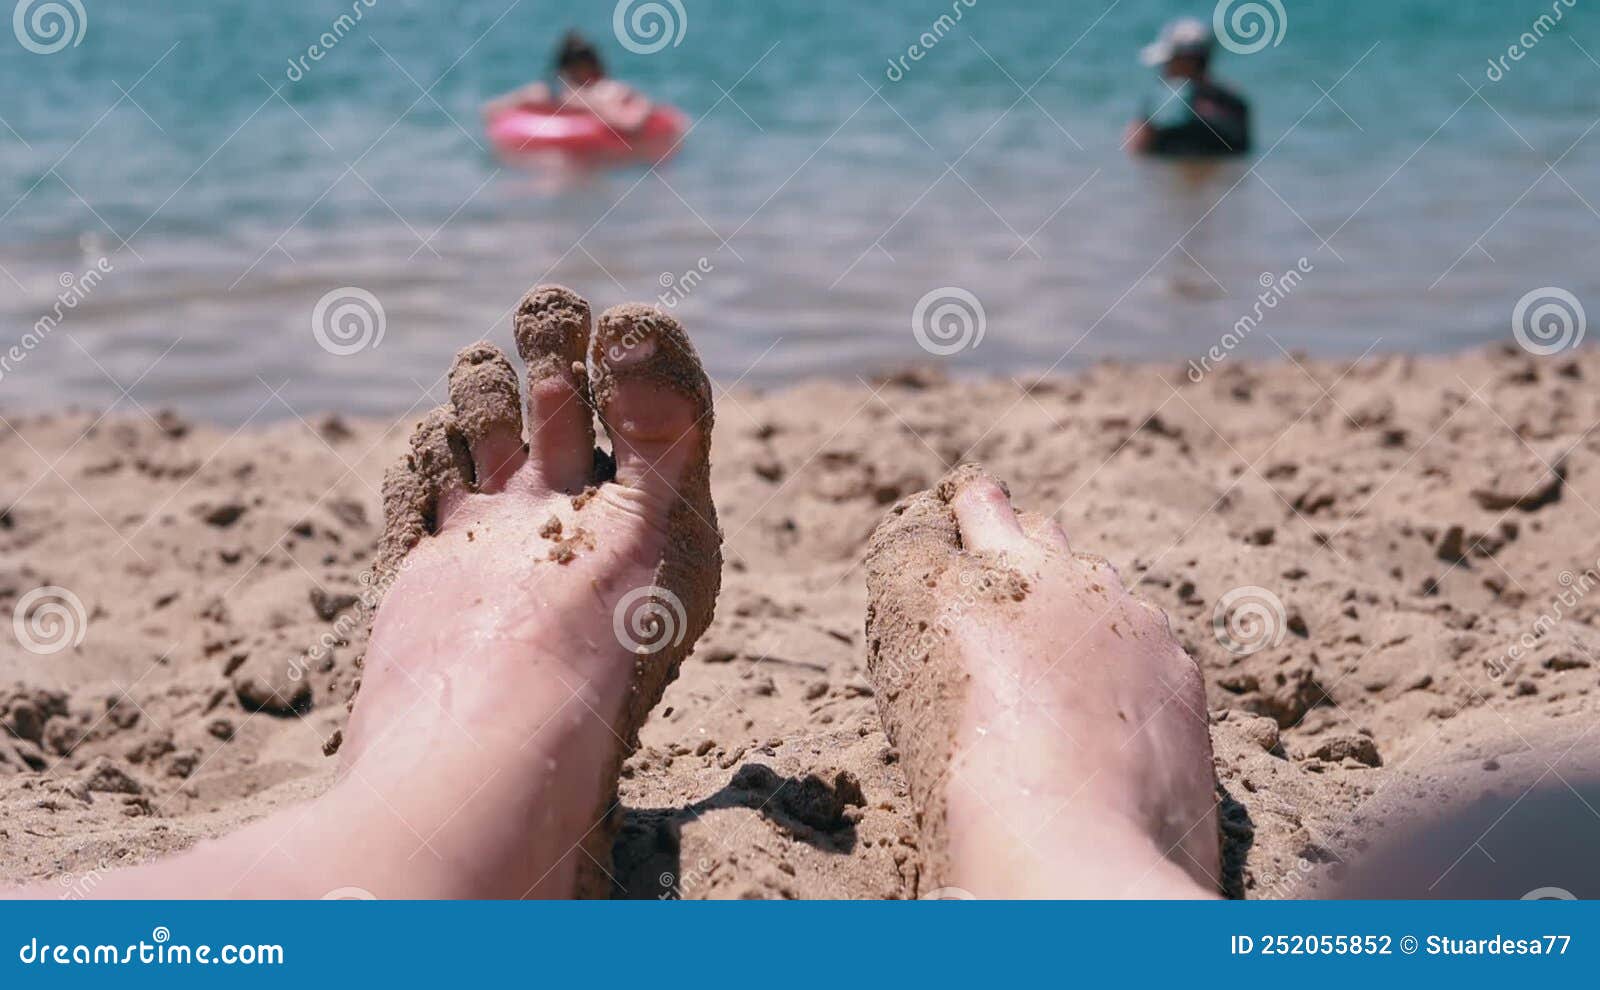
[3,341,1598,899]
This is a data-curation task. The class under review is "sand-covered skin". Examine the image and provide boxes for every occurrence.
[351,285,724,897]
[860,464,1013,891]
[860,481,968,890]
[3,343,1599,898]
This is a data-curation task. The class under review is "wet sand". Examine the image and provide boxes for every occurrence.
[2,342,1597,898]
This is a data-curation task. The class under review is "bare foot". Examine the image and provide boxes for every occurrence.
[864,465,1219,898]
[332,286,720,898]
[3,286,721,901]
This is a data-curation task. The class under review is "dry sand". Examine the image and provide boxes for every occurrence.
[3,343,1598,899]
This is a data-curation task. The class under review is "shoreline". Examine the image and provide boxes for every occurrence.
[3,341,1598,898]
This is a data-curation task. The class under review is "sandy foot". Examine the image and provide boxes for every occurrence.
[865,465,1219,897]
[332,286,721,897]
[0,285,721,899]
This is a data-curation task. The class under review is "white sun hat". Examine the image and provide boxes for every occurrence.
[1140,16,1216,66]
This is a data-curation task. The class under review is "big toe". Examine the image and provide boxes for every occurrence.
[939,464,1030,556]
[589,303,713,508]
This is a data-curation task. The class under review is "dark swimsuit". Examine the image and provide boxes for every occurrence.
[1147,79,1251,157]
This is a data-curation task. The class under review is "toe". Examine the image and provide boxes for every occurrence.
[1017,510,1071,554]
[448,342,525,492]
[589,303,713,504]
[940,464,1029,555]
[407,406,474,527]
[376,463,428,581]
[513,285,596,493]
[578,302,722,780]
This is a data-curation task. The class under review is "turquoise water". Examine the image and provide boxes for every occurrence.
[1,0,1597,420]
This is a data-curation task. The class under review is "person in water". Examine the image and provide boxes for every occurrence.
[1125,18,1251,157]
[481,31,653,133]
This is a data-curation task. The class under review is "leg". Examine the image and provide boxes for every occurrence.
[865,464,1219,898]
[3,286,721,900]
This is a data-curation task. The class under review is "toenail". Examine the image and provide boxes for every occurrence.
[602,334,657,369]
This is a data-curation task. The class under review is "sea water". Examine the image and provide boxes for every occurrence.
[1,0,1596,421]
